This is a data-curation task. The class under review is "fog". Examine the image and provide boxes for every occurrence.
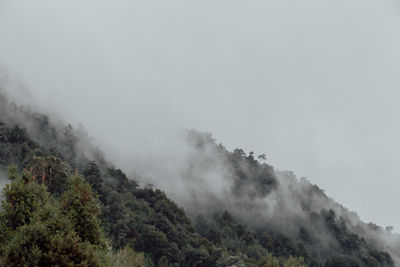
[1,0,400,232]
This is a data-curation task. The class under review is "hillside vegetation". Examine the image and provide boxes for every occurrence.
[0,94,399,266]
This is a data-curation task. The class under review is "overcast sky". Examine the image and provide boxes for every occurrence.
[1,0,400,230]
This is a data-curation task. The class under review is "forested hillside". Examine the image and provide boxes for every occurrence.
[1,93,400,266]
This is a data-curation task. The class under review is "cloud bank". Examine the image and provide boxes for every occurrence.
[0,0,400,232]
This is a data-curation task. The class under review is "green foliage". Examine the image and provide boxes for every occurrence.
[0,123,41,168]
[256,254,306,267]
[61,174,108,248]
[86,162,220,267]
[0,168,109,266]
[1,169,49,230]
[284,256,306,267]
[362,255,381,267]
[7,163,18,180]
[27,156,70,195]
[324,254,363,267]
[0,118,398,267]
[110,246,146,267]
[2,217,104,267]
[83,161,103,194]
[256,253,279,267]
[216,255,246,267]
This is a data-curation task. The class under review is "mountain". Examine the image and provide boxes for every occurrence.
[0,92,399,267]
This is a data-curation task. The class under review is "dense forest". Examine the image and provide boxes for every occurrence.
[1,92,400,267]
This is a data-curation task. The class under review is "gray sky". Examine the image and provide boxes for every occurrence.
[1,0,400,230]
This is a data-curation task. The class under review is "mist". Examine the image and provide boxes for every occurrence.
[1,0,400,235]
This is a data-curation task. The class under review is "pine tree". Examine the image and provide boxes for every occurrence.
[61,174,108,248]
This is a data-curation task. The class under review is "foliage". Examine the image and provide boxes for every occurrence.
[61,174,108,248]
[1,168,49,231]
[0,168,109,266]
[284,256,306,267]
[256,253,279,267]
[27,155,70,195]
[110,246,146,267]
[0,115,399,267]
[255,254,306,267]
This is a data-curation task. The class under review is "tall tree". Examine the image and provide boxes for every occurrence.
[61,174,108,248]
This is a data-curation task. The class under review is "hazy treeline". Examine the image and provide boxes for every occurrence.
[0,87,399,266]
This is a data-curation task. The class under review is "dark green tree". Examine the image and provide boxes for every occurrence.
[61,174,108,248]
[27,156,70,195]
[0,167,109,266]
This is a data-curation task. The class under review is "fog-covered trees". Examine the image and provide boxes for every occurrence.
[0,108,399,266]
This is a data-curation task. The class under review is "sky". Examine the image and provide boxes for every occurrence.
[1,0,400,231]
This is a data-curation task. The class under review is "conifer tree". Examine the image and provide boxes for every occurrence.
[0,166,109,266]
[61,174,108,248]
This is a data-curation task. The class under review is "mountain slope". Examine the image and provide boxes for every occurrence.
[0,93,399,266]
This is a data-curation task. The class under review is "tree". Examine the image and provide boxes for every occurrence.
[1,168,49,231]
[61,174,108,248]
[284,256,306,267]
[0,167,109,266]
[27,156,70,195]
[83,161,103,194]
[110,246,145,267]
[2,210,104,267]
[324,255,363,267]
[256,253,279,267]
